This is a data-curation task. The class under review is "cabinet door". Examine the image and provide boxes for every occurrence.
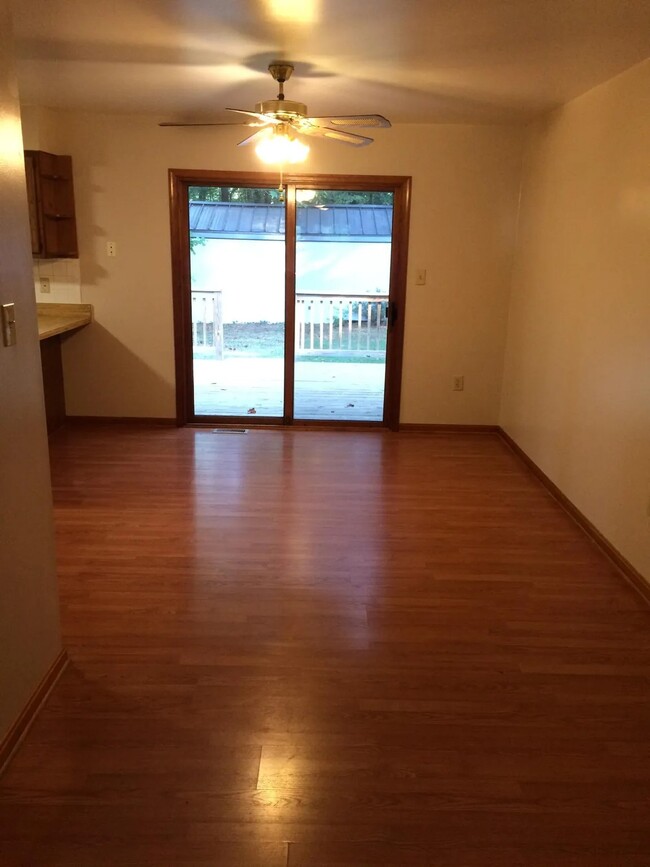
[24,152,42,255]
[25,150,79,258]
[40,154,78,257]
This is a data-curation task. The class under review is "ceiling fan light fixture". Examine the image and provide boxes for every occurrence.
[254,125,309,164]
[160,62,391,155]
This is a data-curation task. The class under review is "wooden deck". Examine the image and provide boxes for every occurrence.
[193,358,385,420]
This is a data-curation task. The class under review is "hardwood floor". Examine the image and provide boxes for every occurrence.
[1,427,649,866]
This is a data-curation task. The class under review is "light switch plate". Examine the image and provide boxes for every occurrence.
[1,302,16,347]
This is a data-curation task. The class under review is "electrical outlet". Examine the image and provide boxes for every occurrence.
[106,241,117,257]
[39,277,51,294]
[453,376,464,391]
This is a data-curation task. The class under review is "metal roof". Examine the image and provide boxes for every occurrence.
[189,202,392,242]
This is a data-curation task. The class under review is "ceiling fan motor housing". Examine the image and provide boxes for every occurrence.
[256,99,308,119]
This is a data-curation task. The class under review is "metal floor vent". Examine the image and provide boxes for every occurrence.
[211,428,248,434]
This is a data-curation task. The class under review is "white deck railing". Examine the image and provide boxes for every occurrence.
[191,289,224,358]
[295,294,388,353]
[191,290,388,357]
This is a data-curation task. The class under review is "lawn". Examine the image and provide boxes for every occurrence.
[195,321,387,363]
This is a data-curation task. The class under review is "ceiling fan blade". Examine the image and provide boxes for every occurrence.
[300,125,374,147]
[226,107,281,125]
[237,129,272,147]
[305,114,391,129]
[159,120,262,127]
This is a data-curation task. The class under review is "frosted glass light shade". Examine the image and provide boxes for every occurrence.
[255,131,309,164]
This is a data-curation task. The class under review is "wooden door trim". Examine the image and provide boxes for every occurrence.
[168,169,194,424]
[383,175,411,430]
[283,184,296,423]
[169,169,412,428]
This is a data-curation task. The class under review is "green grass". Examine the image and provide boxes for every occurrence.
[205,322,387,363]
[223,322,284,357]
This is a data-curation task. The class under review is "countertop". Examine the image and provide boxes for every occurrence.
[37,302,93,341]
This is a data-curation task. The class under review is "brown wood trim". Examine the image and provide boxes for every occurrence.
[66,416,177,426]
[169,169,410,190]
[190,421,386,432]
[188,415,286,426]
[169,169,194,424]
[277,419,385,431]
[190,418,385,429]
[0,649,68,776]
[498,427,650,605]
[399,423,500,433]
[284,183,296,423]
[384,176,411,431]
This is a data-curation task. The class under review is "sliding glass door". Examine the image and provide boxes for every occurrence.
[293,189,393,421]
[170,171,410,428]
[189,186,285,418]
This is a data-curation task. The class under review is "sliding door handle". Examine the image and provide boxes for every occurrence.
[387,301,398,330]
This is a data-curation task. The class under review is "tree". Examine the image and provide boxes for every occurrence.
[190,234,205,254]
[189,186,282,204]
[188,186,393,206]
[305,190,393,206]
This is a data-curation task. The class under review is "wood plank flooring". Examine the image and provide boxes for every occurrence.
[1,427,649,866]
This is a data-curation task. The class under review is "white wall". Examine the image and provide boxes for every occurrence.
[0,4,62,743]
[191,240,285,323]
[191,238,392,324]
[500,59,650,580]
[296,241,392,297]
[20,107,523,423]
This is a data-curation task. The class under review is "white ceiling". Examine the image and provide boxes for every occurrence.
[11,0,650,124]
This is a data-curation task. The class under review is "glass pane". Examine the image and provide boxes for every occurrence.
[189,186,285,418]
[293,189,393,421]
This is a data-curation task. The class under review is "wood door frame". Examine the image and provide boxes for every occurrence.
[169,169,411,430]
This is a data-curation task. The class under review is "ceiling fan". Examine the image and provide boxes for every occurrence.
[159,62,391,154]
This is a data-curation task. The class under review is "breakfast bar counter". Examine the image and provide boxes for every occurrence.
[37,302,93,340]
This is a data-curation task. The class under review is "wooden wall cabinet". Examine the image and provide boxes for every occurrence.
[24,150,78,258]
